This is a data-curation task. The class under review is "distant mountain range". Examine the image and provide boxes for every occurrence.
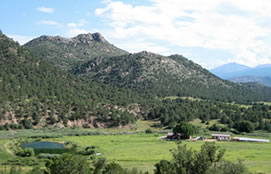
[210,63,271,87]
[210,63,250,79]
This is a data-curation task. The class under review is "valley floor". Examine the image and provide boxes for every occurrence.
[1,121,271,173]
[54,134,271,173]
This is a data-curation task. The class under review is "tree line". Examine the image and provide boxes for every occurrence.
[147,98,271,133]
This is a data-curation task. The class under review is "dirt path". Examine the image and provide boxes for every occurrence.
[3,142,14,156]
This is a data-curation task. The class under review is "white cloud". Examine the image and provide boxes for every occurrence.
[67,19,87,28]
[117,40,171,55]
[7,34,34,45]
[95,0,271,67]
[66,28,89,37]
[37,7,54,14]
[65,19,90,37]
[38,20,62,27]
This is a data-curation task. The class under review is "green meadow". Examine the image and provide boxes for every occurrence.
[1,120,271,173]
[48,133,271,173]
[0,139,14,163]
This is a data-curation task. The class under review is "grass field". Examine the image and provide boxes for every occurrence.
[48,133,271,173]
[1,120,271,173]
[0,139,13,163]
[52,134,176,172]
[262,102,271,106]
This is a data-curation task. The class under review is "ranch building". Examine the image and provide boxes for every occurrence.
[211,134,231,140]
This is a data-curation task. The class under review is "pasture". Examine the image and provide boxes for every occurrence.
[1,120,271,173]
[50,133,271,173]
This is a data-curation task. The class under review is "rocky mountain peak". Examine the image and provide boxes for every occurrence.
[92,32,106,42]
[23,32,128,70]
[73,32,107,43]
[136,51,159,57]
[26,32,108,46]
[29,35,72,44]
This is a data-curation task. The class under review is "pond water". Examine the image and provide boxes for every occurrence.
[22,141,65,149]
[21,141,69,154]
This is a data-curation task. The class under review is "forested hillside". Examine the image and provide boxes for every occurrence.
[25,33,271,103]
[0,32,149,129]
[2,31,271,131]
[72,51,271,103]
[147,98,271,132]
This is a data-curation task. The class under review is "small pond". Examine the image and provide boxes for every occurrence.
[21,141,70,154]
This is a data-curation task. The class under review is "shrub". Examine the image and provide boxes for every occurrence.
[37,153,60,159]
[16,148,35,157]
[4,123,10,130]
[208,124,221,131]
[145,129,153,134]
[234,121,255,133]
[173,122,196,139]
[220,127,229,132]
[45,153,92,174]
[154,142,248,174]
[82,124,91,128]
[0,125,5,130]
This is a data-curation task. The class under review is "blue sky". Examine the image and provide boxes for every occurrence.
[1,0,271,69]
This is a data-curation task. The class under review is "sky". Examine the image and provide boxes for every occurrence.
[1,0,271,69]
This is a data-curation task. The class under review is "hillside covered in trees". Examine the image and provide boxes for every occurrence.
[147,98,271,133]
[25,33,271,103]
[1,31,271,132]
[0,31,151,129]
[72,51,271,102]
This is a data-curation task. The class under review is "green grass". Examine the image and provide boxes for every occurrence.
[261,102,271,106]
[0,139,13,163]
[49,134,271,173]
[217,141,271,173]
[1,120,271,173]
[163,96,251,108]
[52,134,176,172]
[163,96,202,101]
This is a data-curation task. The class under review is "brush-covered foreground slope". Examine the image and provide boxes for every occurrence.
[73,51,271,102]
[0,32,147,129]
[24,33,128,70]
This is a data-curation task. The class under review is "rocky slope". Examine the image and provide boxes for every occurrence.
[24,33,128,70]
